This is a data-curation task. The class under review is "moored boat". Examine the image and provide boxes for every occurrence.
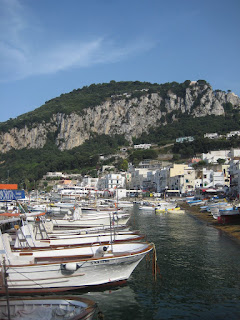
[0,295,97,320]
[47,206,130,228]
[155,207,185,214]
[217,208,240,224]
[13,223,144,248]
[0,232,154,294]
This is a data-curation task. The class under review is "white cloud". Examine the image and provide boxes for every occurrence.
[0,0,156,82]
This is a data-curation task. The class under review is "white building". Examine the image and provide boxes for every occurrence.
[202,150,230,164]
[212,171,225,188]
[104,173,126,191]
[133,144,151,149]
[228,159,240,196]
[44,172,66,179]
[201,168,213,188]
[199,168,225,189]
[183,167,196,192]
[226,131,240,139]
[227,149,240,196]
[204,133,219,139]
[229,148,240,158]
[221,165,230,187]
[168,167,195,194]
[82,176,98,189]
[176,136,194,143]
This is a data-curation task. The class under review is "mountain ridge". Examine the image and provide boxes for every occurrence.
[0,80,240,153]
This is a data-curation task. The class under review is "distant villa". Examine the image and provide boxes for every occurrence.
[176,136,194,143]
[134,144,151,149]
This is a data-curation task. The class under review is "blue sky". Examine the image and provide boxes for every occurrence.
[0,0,239,122]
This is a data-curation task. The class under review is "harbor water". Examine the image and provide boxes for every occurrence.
[82,204,240,319]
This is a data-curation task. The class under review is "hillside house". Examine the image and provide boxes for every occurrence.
[204,133,219,139]
[176,136,194,143]
[133,144,151,149]
[202,150,230,164]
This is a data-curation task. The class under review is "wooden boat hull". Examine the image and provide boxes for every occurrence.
[0,295,97,319]
[217,211,240,224]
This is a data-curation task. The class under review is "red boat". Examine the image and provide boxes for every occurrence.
[217,208,240,224]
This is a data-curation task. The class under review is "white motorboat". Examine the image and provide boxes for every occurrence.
[138,205,155,211]
[13,223,144,248]
[49,207,130,228]
[0,232,154,294]
[138,200,177,211]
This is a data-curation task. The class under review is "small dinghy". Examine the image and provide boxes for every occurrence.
[0,295,97,320]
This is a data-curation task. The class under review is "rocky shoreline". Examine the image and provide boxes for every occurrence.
[180,202,240,244]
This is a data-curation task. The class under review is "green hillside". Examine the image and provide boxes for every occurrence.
[0,79,240,188]
[1,114,240,189]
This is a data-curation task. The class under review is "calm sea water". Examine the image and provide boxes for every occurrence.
[82,204,240,319]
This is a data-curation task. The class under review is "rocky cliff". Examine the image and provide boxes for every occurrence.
[0,81,240,153]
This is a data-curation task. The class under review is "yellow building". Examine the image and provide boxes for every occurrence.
[169,164,188,177]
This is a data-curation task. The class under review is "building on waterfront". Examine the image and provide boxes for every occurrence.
[141,170,158,192]
[183,167,196,193]
[194,168,226,189]
[228,149,240,196]
[82,176,99,189]
[221,164,230,188]
[128,165,152,190]
[104,173,126,191]
[38,146,240,198]
[168,166,195,194]
[154,167,169,193]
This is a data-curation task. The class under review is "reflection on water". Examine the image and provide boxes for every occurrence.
[83,285,142,319]
[82,204,240,319]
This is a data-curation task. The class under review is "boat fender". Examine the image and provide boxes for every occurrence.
[61,262,79,272]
